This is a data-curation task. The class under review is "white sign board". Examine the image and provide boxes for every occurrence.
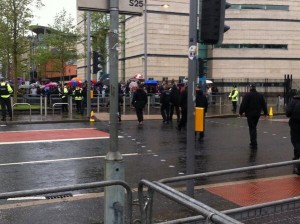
[77,0,144,16]
[188,45,197,60]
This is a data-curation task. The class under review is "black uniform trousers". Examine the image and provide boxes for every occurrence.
[178,107,187,130]
[0,97,12,119]
[247,116,260,146]
[170,103,180,121]
[291,129,300,160]
[161,103,170,122]
[135,107,144,122]
[232,101,237,113]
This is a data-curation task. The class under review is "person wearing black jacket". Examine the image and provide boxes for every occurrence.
[239,84,268,149]
[170,83,180,122]
[286,90,300,175]
[177,85,188,131]
[132,84,147,125]
[195,88,208,141]
[160,85,171,124]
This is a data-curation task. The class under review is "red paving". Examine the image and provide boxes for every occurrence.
[206,176,300,206]
[0,128,109,143]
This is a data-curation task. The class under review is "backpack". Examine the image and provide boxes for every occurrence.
[162,90,171,104]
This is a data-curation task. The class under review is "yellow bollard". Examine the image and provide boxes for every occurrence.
[90,110,95,122]
[195,107,205,132]
[269,107,273,117]
[90,90,94,99]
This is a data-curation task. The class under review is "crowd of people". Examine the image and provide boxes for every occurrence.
[1,76,300,176]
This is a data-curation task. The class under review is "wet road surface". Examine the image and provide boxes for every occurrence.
[0,116,297,223]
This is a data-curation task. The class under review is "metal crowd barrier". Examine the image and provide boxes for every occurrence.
[12,94,286,121]
[12,103,32,121]
[52,103,69,119]
[138,179,242,224]
[147,160,300,223]
[0,180,133,224]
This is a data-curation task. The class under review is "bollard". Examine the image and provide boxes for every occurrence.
[269,107,273,117]
[195,107,205,132]
[90,110,95,122]
[90,90,94,99]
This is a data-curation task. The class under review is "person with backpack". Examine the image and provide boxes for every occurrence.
[239,84,268,150]
[160,84,171,124]
[286,89,300,175]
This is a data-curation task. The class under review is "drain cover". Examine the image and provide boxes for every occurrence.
[45,193,73,199]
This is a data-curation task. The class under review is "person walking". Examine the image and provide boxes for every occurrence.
[228,85,239,113]
[239,84,268,149]
[160,84,171,124]
[195,87,208,141]
[286,89,300,175]
[0,77,13,121]
[170,83,180,122]
[132,84,147,125]
[177,85,188,131]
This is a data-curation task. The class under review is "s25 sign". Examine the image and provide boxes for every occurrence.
[77,0,143,16]
[129,0,144,7]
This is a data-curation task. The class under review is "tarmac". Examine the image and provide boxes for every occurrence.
[3,108,300,223]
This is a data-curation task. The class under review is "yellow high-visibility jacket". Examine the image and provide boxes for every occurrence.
[228,88,239,102]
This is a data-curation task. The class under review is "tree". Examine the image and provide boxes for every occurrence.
[41,9,79,83]
[0,0,43,101]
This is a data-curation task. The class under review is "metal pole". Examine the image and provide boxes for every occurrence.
[144,0,148,80]
[86,12,92,118]
[186,0,198,197]
[105,0,125,223]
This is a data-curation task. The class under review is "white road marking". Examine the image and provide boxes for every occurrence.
[169,165,175,168]
[8,196,46,201]
[0,137,110,145]
[0,128,95,134]
[0,153,139,167]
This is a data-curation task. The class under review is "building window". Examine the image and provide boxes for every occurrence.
[230,4,289,11]
[215,44,288,50]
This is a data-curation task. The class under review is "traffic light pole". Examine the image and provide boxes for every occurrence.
[186,0,198,197]
[104,0,125,223]
[86,12,91,118]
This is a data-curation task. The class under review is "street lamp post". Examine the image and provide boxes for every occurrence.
[143,1,169,81]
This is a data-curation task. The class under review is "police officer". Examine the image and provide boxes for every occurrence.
[228,85,239,113]
[160,84,171,124]
[60,83,69,113]
[73,86,83,113]
[0,77,13,121]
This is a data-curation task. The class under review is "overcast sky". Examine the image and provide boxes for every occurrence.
[31,0,77,27]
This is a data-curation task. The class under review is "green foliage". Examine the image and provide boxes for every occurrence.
[0,0,43,101]
[90,12,109,72]
[34,9,79,82]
